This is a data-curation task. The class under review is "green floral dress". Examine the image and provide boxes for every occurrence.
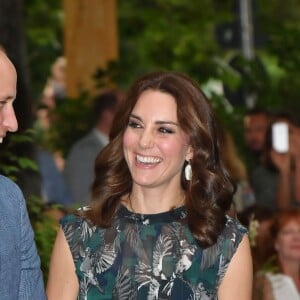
[61,205,247,299]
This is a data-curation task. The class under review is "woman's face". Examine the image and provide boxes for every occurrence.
[275,219,300,261]
[123,89,192,189]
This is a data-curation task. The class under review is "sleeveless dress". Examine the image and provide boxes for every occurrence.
[61,205,247,299]
[266,273,299,300]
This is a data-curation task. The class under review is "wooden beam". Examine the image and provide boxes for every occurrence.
[63,0,118,98]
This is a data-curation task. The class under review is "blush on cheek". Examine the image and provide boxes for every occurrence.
[122,130,132,149]
[122,131,135,166]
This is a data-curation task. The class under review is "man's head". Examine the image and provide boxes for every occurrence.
[243,108,271,154]
[0,50,18,142]
[93,89,123,135]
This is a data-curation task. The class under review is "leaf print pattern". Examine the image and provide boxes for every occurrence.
[153,234,173,278]
[175,237,197,273]
[113,268,134,299]
[60,207,247,299]
[123,222,150,264]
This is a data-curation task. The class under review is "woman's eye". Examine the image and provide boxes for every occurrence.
[0,101,7,108]
[159,127,174,134]
[128,120,141,128]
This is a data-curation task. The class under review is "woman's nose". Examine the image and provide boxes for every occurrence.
[3,106,18,132]
[139,129,154,148]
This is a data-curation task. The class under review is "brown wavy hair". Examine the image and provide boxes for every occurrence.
[84,71,233,248]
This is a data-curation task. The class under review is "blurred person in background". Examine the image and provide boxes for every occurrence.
[41,56,67,109]
[253,209,300,299]
[251,113,300,210]
[33,103,72,207]
[64,89,122,205]
[243,107,271,172]
[0,49,46,299]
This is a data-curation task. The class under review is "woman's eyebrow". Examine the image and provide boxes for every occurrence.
[155,120,179,126]
[130,114,179,126]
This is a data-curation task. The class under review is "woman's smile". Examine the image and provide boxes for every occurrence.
[135,154,162,165]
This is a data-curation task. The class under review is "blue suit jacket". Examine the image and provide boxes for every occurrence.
[0,175,46,299]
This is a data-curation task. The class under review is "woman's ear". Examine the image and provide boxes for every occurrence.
[186,146,193,161]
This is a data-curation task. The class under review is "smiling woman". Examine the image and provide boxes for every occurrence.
[47,71,252,300]
[122,89,192,211]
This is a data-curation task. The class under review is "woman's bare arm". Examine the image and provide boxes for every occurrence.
[46,227,79,300]
[218,234,253,300]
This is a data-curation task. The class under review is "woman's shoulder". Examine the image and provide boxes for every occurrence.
[203,216,247,266]
[60,206,95,232]
[224,215,248,238]
[199,216,248,289]
[60,207,101,256]
[216,216,248,259]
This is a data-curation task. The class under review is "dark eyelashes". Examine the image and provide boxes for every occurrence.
[127,120,175,134]
[127,121,140,128]
[159,128,174,134]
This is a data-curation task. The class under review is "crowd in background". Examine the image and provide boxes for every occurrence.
[239,108,300,299]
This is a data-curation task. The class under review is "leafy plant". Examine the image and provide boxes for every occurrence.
[48,92,94,157]
[0,129,38,180]
[26,195,64,283]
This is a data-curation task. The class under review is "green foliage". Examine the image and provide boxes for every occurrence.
[26,195,61,283]
[254,1,300,120]
[117,0,222,87]
[259,255,280,274]
[0,130,38,181]
[48,92,94,157]
[25,0,63,101]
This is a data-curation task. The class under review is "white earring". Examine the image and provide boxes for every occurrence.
[184,161,192,181]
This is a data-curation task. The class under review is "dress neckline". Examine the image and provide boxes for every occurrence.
[117,204,187,224]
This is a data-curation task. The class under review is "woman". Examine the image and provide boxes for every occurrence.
[253,209,300,299]
[47,71,252,299]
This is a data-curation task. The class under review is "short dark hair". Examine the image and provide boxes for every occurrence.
[92,89,121,123]
[244,106,271,118]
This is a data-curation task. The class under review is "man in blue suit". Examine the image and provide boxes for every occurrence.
[0,49,46,299]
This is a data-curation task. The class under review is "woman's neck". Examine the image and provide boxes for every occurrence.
[126,186,185,214]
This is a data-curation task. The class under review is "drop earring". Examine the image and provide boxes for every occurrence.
[184,160,192,181]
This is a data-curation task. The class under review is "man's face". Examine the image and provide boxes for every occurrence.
[0,52,18,142]
[244,113,269,153]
